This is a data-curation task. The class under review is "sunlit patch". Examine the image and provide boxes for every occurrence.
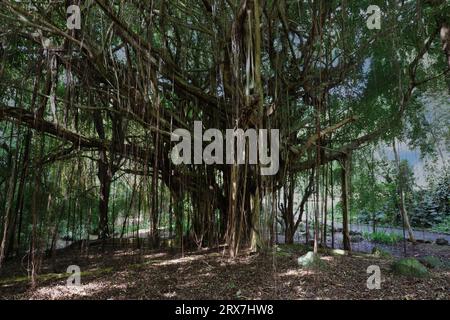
[30,281,110,299]
[153,254,204,266]
[198,272,214,278]
[278,269,313,278]
[142,252,168,260]
[163,291,177,298]
[112,250,138,257]
[320,256,334,262]
[278,269,299,277]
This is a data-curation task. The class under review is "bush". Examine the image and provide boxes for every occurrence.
[411,194,443,228]
[432,216,450,234]
[419,256,443,269]
[391,258,429,278]
[363,231,402,245]
[411,175,450,229]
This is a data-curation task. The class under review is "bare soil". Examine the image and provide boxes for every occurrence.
[0,244,448,300]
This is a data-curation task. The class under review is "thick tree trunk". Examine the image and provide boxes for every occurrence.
[93,110,113,241]
[227,166,240,258]
[284,225,294,245]
[0,149,17,270]
[282,174,296,245]
[250,0,264,253]
[98,153,111,240]
[341,155,351,252]
[11,130,32,257]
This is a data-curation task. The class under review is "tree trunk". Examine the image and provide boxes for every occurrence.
[341,155,351,251]
[12,130,32,257]
[392,139,416,243]
[227,166,240,258]
[98,153,111,240]
[0,147,17,270]
[93,110,112,241]
[250,0,264,253]
[173,191,184,248]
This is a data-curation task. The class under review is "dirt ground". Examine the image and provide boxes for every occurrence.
[0,244,449,300]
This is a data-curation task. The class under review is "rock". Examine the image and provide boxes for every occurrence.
[350,235,364,243]
[419,256,443,269]
[415,239,432,244]
[391,258,429,278]
[297,251,324,268]
[435,238,449,246]
[371,247,392,258]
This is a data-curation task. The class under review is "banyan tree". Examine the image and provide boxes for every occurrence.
[0,0,449,274]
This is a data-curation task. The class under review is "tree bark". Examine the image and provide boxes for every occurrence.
[98,153,111,240]
[0,146,18,270]
[341,154,351,251]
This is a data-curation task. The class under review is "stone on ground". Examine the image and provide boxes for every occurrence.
[297,251,324,268]
[350,235,364,242]
[435,238,449,246]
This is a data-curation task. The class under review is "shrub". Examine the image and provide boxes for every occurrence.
[363,231,402,244]
[391,258,428,278]
[419,256,443,269]
[432,216,450,234]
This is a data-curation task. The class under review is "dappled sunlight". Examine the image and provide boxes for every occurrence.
[142,252,168,260]
[1,246,448,300]
[278,269,316,278]
[162,291,177,298]
[320,256,334,262]
[29,280,117,300]
[197,272,215,279]
[152,254,206,267]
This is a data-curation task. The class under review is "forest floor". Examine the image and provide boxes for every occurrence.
[0,243,449,300]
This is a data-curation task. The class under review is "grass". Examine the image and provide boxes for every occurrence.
[431,216,450,234]
[275,243,308,257]
[363,231,402,245]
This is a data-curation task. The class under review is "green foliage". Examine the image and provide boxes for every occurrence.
[412,194,443,228]
[371,247,393,259]
[411,174,450,228]
[432,216,450,234]
[419,256,443,269]
[275,244,307,257]
[363,231,402,245]
[1,0,449,258]
[391,258,429,278]
[353,150,449,231]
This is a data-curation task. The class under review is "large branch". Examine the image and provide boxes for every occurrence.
[0,106,197,192]
[289,115,358,157]
[0,106,103,149]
